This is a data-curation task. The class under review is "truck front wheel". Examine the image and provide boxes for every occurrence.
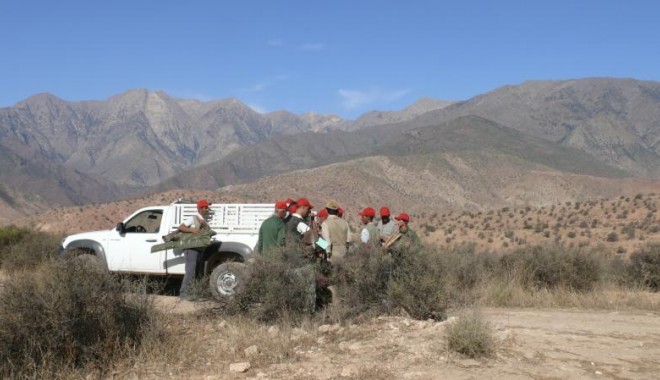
[210,262,249,301]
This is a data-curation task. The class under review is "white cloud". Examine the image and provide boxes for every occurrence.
[300,42,324,51]
[338,87,411,109]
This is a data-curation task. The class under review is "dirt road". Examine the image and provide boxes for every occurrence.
[286,308,660,380]
[152,296,660,379]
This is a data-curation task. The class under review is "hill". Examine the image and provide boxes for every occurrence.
[3,78,660,223]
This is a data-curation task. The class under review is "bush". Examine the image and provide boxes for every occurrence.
[335,245,395,319]
[388,248,450,320]
[627,243,660,291]
[0,226,61,270]
[225,246,318,322]
[606,232,619,242]
[446,311,495,358]
[499,245,601,291]
[0,225,31,247]
[0,256,157,378]
[0,230,61,271]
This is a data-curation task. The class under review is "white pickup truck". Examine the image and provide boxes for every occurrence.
[60,200,274,300]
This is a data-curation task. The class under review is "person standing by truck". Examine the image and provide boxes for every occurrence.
[255,201,288,256]
[177,199,211,300]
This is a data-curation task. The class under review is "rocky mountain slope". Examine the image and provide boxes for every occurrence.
[406,78,660,177]
[2,78,660,224]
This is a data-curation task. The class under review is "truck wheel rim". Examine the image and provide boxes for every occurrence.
[217,272,237,295]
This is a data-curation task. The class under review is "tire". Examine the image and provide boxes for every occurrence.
[209,261,250,301]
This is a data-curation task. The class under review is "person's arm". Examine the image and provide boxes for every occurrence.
[178,216,200,234]
[277,224,286,247]
[296,221,310,235]
[360,228,370,243]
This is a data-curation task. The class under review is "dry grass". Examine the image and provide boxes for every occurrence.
[111,313,323,378]
[478,281,660,310]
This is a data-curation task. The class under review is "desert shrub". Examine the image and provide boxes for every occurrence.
[606,232,619,242]
[1,232,62,271]
[622,223,636,239]
[446,311,495,358]
[225,246,318,322]
[0,226,62,270]
[627,243,660,291]
[439,245,496,296]
[0,225,31,247]
[387,247,450,320]
[499,244,602,291]
[335,245,395,318]
[0,256,157,378]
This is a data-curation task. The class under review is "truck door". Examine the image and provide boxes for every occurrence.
[107,208,166,273]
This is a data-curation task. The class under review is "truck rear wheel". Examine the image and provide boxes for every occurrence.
[210,262,249,301]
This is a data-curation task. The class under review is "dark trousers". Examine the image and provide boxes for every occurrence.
[180,249,198,296]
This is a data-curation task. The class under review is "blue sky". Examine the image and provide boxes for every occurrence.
[1,1,659,119]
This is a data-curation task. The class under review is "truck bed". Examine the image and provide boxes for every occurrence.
[170,203,274,235]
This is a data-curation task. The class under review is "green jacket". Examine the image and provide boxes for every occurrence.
[150,229,217,253]
[390,227,422,255]
[256,215,286,255]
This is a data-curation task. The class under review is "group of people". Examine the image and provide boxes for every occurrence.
[255,197,422,308]
[255,198,422,261]
[177,197,422,301]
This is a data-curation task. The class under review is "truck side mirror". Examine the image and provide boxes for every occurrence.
[116,222,126,234]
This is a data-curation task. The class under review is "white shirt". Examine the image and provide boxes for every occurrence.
[291,214,310,235]
[183,213,206,228]
[360,228,370,243]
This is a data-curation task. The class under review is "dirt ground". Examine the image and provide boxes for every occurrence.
[150,296,660,380]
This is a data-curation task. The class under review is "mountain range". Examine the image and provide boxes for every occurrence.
[1,77,660,225]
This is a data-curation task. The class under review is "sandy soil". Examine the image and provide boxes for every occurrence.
[150,296,660,380]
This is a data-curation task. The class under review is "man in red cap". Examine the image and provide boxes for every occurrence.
[358,207,379,246]
[177,199,212,300]
[286,197,313,245]
[386,212,422,254]
[320,199,350,262]
[255,201,288,256]
[377,206,397,243]
[283,198,297,224]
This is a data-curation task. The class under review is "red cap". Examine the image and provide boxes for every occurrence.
[275,201,288,210]
[285,198,295,207]
[297,198,313,209]
[380,207,391,217]
[288,204,298,213]
[394,212,410,223]
[359,207,376,217]
[197,199,211,208]
[318,209,328,218]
